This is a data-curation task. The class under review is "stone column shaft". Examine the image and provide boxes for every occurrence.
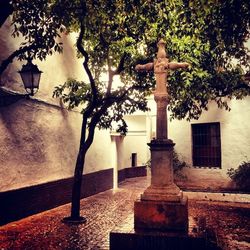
[154,93,168,139]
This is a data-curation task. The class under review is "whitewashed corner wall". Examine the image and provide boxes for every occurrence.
[0,19,113,191]
[123,115,148,167]
[0,98,114,192]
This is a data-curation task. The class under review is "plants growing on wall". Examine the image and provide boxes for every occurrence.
[173,150,189,180]
[227,161,250,192]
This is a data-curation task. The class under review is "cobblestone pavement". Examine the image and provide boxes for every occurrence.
[0,176,249,250]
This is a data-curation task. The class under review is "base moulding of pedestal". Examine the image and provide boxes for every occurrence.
[110,229,221,250]
[134,197,188,232]
[110,212,222,250]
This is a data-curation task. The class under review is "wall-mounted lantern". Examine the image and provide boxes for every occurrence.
[18,59,42,96]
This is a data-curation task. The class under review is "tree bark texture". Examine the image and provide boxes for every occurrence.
[70,112,96,219]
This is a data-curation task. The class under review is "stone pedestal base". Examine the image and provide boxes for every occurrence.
[110,215,221,250]
[134,196,188,232]
[110,228,221,250]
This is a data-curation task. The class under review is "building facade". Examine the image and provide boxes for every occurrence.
[126,96,250,191]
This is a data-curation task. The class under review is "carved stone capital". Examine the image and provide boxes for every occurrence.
[148,139,175,149]
[154,93,169,106]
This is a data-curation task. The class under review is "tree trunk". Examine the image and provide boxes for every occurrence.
[62,113,88,223]
[63,112,96,223]
[70,149,86,220]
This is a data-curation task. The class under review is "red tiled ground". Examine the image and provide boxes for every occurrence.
[0,176,249,250]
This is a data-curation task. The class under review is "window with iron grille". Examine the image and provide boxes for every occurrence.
[192,122,221,168]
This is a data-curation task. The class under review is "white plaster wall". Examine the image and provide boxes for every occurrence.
[0,19,114,192]
[121,115,148,167]
[115,136,125,170]
[86,129,113,173]
[143,94,250,173]
[110,115,148,170]
[219,98,250,171]
[0,99,113,191]
[122,135,148,167]
[168,97,250,174]
[125,115,146,132]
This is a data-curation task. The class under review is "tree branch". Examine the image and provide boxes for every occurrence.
[84,81,150,151]
[106,47,114,95]
[113,53,127,75]
[0,44,39,75]
[106,53,127,96]
[83,101,111,151]
[105,82,149,104]
[76,21,98,102]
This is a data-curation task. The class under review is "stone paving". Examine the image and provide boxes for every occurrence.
[0,176,249,250]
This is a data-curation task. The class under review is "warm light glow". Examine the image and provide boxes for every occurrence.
[100,73,124,91]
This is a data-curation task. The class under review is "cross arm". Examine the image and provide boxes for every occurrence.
[135,62,154,72]
[168,62,190,70]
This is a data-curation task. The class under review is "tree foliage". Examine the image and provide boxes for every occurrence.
[2,0,250,121]
[132,0,250,120]
[51,0,155,134]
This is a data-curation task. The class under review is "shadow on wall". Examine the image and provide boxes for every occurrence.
[0,100,46,165]
[53,101,80,168]
[0,18,24,90]
[0,98,80,191]
[0,100,47,191]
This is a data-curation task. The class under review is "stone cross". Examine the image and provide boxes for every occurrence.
[135,39,189,139]
[134,39,189,232]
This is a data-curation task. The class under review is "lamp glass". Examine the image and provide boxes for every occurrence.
[19,60,42,95]
[20,71,41,89]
